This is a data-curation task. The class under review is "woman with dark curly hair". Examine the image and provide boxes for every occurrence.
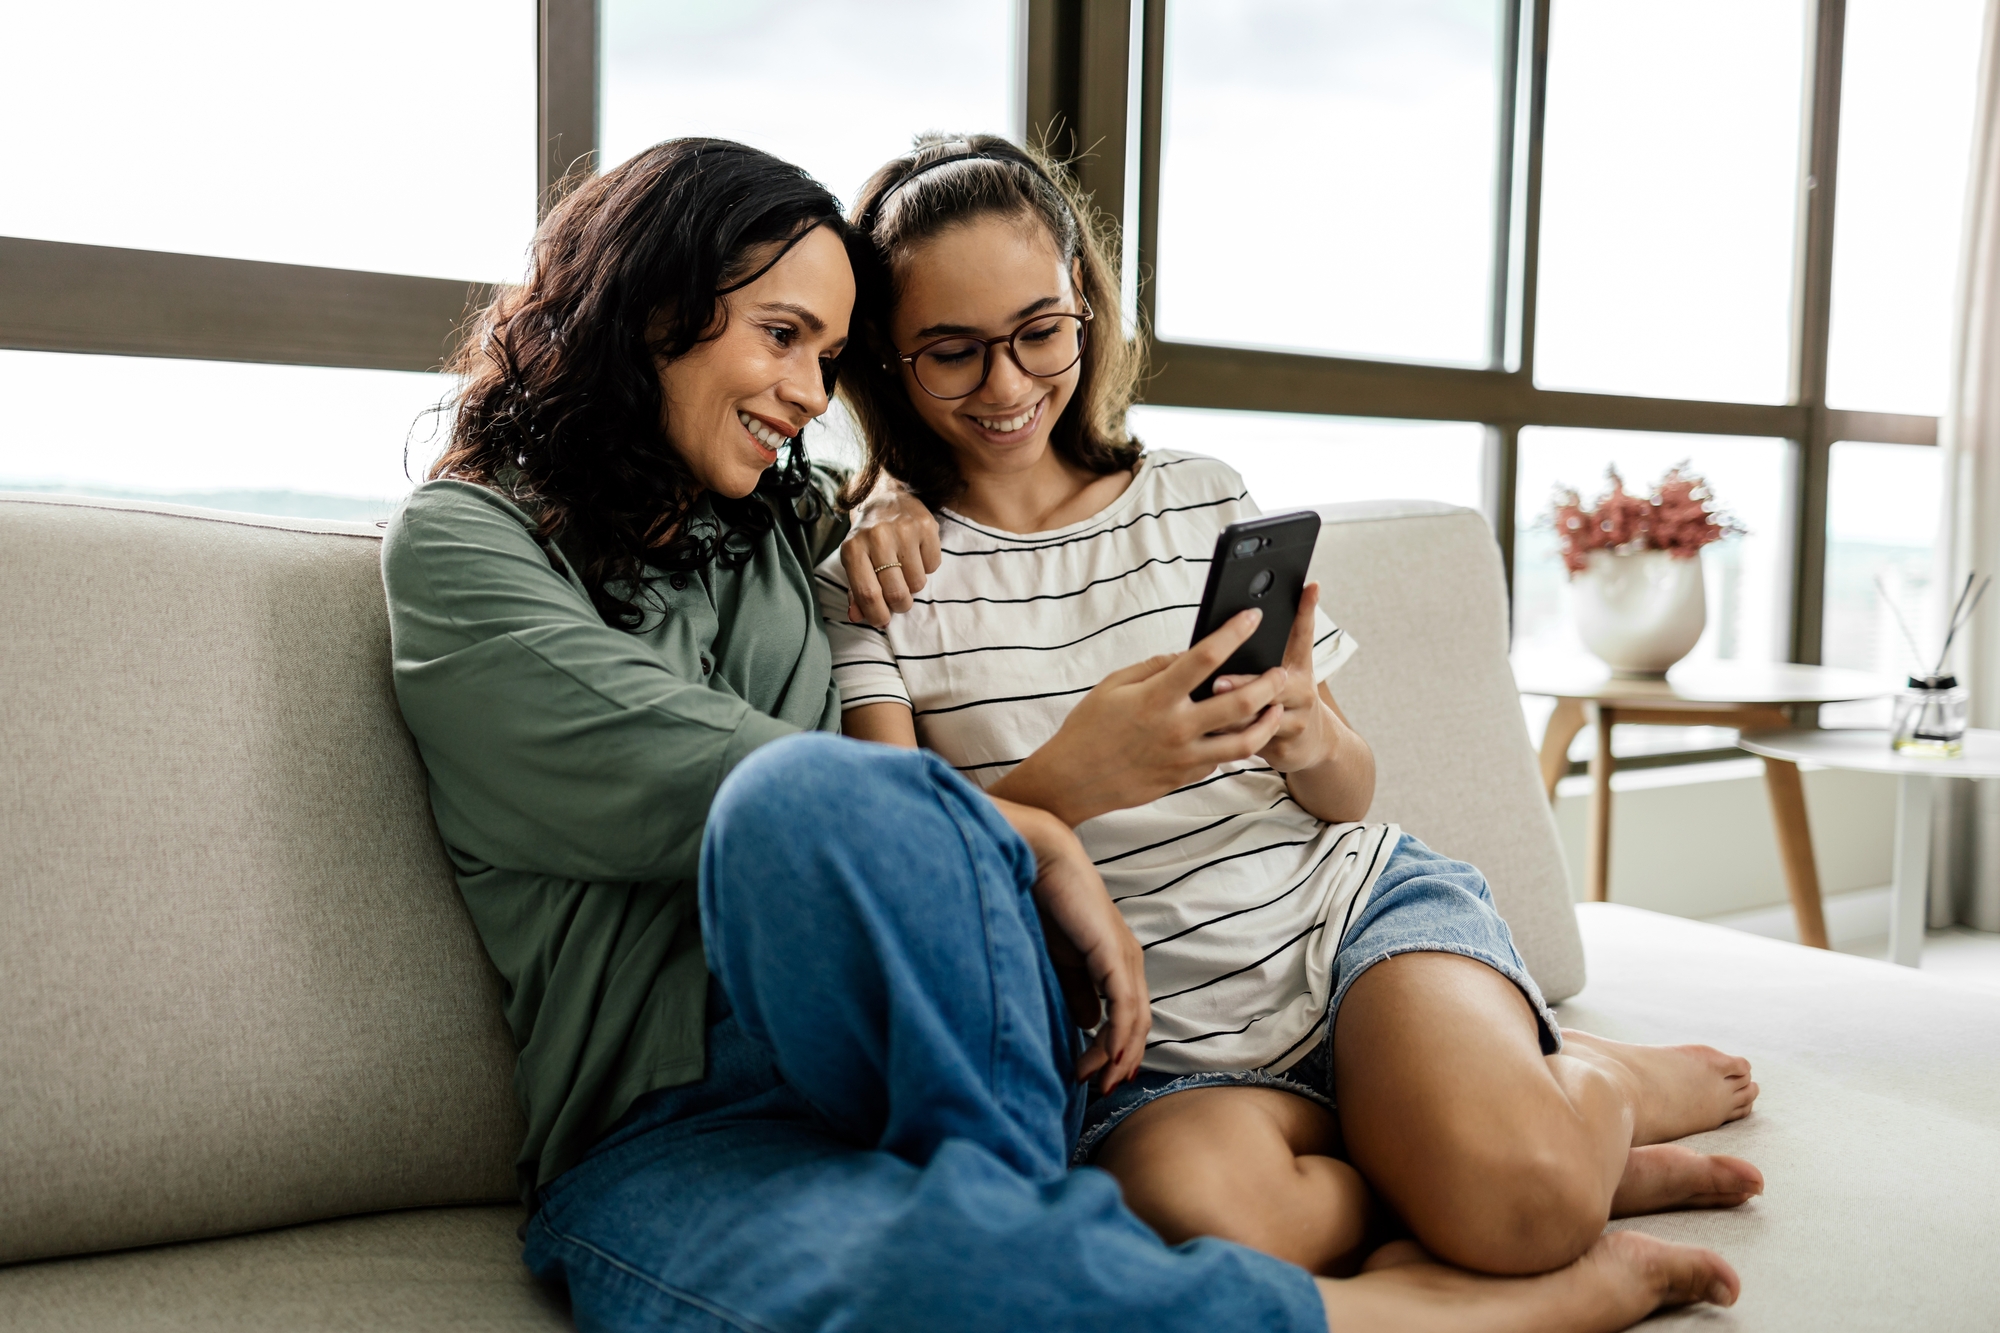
[379,137,1349,1332]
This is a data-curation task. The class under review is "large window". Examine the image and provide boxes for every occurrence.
[1129,407,1484,511]
[1127,0,1966,716]
[1820,440,1948,726]
[1,2,537,282]
[600,0,1017,210]
[1824,0,1986,415]
[1532,0,1807,404]
[0,351,451,522]
[1154,1,1507,366]
[0,0,1975,704]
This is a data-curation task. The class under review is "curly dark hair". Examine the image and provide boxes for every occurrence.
[431,138,854,629]
[837,132,1145,511]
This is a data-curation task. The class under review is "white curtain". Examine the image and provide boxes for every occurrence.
[1937,0,2000,931]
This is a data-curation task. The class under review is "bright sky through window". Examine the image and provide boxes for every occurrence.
[1534,0,1807,403]
[0,1,537,283]
[1154,0,1504,366]
[600,0,1017,211]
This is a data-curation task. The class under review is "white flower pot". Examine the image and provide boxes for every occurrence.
[1571,548,1706,677]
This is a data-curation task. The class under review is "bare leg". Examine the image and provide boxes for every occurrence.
[1094,1085,1371,1274]
[1333,952,1760,1275]
[1313,1232,1739,1333]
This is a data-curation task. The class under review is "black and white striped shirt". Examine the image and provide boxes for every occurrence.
[816,452,1398,1073]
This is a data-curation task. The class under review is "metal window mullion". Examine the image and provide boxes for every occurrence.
[1487,0,1524,373]
[538,0,599,215]
[1024,0,1079,153]
[1485,423,1522,599]
[1134,0,1165,337]
[1787,0,1846,666]
[1514,0,1552,390]
[1073,0,1133,235]
[1491,0,1548,615]
[0,237,488,372]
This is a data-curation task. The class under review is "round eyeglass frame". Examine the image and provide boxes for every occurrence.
[896,298,1094,401]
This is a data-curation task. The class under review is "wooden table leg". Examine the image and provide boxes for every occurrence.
[1538,697,1587,804]
[1585,703,1614,902]
[1761,757,1830,950]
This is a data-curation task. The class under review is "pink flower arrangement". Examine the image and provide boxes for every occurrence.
[1549,465,1742,576]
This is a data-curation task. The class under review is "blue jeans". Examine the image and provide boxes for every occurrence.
[523,733,1324,1332]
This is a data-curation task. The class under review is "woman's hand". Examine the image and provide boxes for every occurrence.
[1214,583,1375,823]
[989,610,1289,827]
[840,476,941,627]
[990,796,1149,1093]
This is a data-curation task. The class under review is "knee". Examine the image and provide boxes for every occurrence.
[713,732,899,834]
[1411,1135,1610,1275]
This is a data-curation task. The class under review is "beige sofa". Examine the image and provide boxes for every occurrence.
[3,491,1996,1331]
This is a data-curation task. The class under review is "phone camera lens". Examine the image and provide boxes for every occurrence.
[1248,569,1275,598]
[1233,537,1260,558]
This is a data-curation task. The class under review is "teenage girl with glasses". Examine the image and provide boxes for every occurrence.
[825,132,1763,1331]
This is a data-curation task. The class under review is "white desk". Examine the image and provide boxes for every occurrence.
[1738,728,2000,967]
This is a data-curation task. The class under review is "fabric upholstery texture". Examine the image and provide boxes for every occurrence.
[1309,500,1587,1000]
[0,495,522,1265]
[0,1207,569,1332]
[1569,902,2000,1332]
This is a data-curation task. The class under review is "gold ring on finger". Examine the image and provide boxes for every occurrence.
[873,561,903,573]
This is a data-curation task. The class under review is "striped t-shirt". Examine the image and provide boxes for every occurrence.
[815,451,1399,1074]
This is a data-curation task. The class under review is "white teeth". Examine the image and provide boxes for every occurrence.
[737,410,790,450]
[974,407,1036,433]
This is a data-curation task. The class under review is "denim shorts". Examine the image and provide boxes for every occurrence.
[1074,833,1562,1164]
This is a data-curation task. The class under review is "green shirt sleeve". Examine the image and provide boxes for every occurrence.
[382,481,796,886]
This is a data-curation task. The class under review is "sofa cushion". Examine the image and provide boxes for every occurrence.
[0,495,521,1265]
[1310,501,1586,1001]
[0,1206,570,1332]
[1569,902,2000,1331]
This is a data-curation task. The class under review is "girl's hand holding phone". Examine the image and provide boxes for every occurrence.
[987,610,1288,828]
[1215,583,1377,823]
[1212,581,1337,773]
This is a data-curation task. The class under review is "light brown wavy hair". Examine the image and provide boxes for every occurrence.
[837,133,1145,510]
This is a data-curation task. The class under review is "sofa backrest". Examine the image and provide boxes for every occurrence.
[1307,500,1585,1001]
[0,495,521,1266]
[0,491,1582,1266]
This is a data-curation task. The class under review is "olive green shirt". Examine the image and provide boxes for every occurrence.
[381,476,846,1196]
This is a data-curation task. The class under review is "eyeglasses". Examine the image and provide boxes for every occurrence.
[897,298,1093,400]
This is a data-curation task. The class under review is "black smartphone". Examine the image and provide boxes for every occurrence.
[1187,511,1322,700]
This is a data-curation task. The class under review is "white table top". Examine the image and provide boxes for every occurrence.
[1738,728,2000,778]
[1513,656,1892,707]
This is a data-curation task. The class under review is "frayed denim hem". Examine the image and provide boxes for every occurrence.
[1327,941,1565,1059]
[1071,1067,1337,1167]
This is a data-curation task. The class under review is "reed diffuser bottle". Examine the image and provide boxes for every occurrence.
[1881,571,1988,757]
[1891,674,1969,757]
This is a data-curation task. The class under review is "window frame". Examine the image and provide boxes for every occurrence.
[0,0,1942,677]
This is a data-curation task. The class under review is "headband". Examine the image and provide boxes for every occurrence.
[859,142,1020,233]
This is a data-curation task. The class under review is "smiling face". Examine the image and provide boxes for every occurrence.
[654,223,855,499]
[890,213,1083,483]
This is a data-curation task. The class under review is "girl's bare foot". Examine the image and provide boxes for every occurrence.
[1316,1229,1739,1333]
[1561,1029,1759,1144]
[1612,1144,1764,1217]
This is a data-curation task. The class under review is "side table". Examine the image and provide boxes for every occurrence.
[1515,658,1888,949]
[1738,728,2000,967]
